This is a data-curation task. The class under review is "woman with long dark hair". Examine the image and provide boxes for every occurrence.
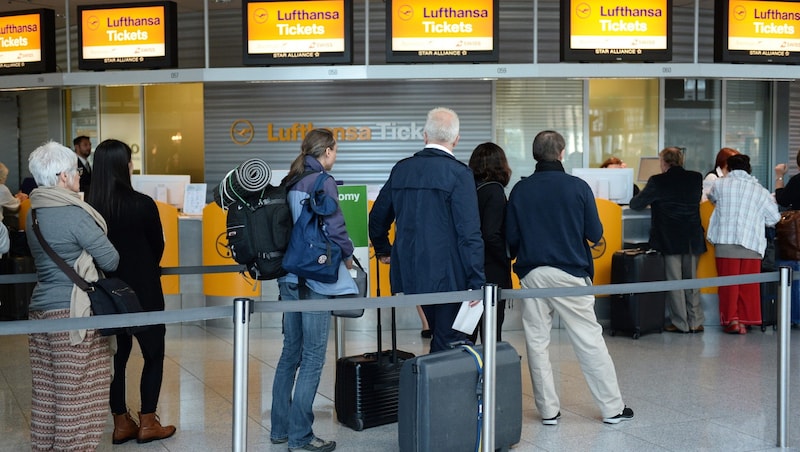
[87,139,176,444]
[467,142,512,343]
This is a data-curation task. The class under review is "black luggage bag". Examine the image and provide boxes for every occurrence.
[761,227,778,331]
[334,260,414,431]
[0,256,35,321]
[398,342,522,452]
[609,249,666,339]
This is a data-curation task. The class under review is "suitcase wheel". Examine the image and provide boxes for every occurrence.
[632,329,641,340]
[761,325,767,332]
[610,329,616,337]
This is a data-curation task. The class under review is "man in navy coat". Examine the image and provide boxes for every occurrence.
[369,107,485,352]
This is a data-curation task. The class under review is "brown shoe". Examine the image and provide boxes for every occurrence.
[137,411,176,444]
[112,412,139,445]
[690,325,704,333]
[664,324,687,333]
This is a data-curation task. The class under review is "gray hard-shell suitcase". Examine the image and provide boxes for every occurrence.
[398,342,522,452]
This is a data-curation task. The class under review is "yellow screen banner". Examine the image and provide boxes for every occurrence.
[247,1,345,54]
[81,6,166,59]
[390,0,494,52]
[0,13,42,64]
[569,0,668,50]
[727,0,800,52]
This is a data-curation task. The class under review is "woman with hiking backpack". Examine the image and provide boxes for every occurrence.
[271,128,357,452]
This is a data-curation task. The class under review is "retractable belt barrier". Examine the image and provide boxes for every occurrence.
[0,264,793,450]
[0,268,790,335]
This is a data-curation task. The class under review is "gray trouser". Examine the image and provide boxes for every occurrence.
[663,254,704,331]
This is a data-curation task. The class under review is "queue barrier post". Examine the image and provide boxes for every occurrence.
[481,283,498,452]
[232,297,253,452]
[777,267,792,447]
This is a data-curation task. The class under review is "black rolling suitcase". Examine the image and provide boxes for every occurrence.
[761,228,778,331]
[334,260,414,431]
[0,256,35,321]
[609,249,666,339]
[398,342,522,452]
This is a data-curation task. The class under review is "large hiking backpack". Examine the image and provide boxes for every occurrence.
[225,185,293,280]
[214,159,292,280]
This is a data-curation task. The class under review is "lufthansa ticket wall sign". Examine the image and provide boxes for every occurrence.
[560,0,672,62]
[715,0,800,64]
[386,0,499,63]
[77,1,178,71]
[0,9,56,75]
[243,0,353,65]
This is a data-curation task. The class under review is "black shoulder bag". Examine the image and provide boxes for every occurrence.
[31,209,144,336]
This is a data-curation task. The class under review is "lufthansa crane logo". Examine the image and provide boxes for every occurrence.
[230,119,255,146]
[575,3,591,19]
[589,236,606,259]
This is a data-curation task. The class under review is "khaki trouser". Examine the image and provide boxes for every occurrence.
[520,266,625,420]
[663,253,704,331]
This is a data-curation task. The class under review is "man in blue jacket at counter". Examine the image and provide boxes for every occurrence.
[506,130,633,425]
[369,107,484,353]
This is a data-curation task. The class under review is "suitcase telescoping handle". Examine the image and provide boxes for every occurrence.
[374,254,399,366]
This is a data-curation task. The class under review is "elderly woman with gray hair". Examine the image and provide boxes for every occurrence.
[24,141,119,451]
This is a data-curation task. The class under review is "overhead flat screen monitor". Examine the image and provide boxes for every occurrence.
[77,1,178,71]
[243,0,352,65]
[637,156,662,182]
[386,0,499,63]
[572,168,634,204]
[714,0,800,64]
[0,9,56,75]
[560,0,672,62]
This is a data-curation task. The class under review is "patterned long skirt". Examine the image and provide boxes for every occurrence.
[29,309,111,451]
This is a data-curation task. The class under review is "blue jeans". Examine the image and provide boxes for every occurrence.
[776,260,800,325]
[271,282,331,448]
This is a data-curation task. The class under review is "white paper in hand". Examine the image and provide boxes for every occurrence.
[452,300,484,334]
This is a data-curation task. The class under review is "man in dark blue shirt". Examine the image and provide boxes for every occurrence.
[506,130,633,426]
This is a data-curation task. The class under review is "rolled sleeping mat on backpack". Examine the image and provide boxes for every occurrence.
[234,158,271,193]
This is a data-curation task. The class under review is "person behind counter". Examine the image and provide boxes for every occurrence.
[773,150,800,326]
[25,141,119,450]
[701,147,739,202]
[629,147,706,333]
[0,162,27,222]
[87,139,176,445]
[600,156,640,196]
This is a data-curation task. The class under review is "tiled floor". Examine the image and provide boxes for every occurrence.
[1,321,800,451]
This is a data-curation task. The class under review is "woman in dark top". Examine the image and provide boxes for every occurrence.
[87,139,176,444]
[467,142,513,343]
[774,149,800,326]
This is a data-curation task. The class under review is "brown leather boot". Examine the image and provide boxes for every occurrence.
[137,411,176,443]
[112,412,139,445]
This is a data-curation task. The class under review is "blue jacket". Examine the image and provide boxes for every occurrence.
[282,156,357,296]
[506,160,602,280]
[369,147,485,294]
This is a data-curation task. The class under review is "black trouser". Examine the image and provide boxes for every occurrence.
[468,299,506,344]
[110,323,167,415]
[422,302,466,353]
